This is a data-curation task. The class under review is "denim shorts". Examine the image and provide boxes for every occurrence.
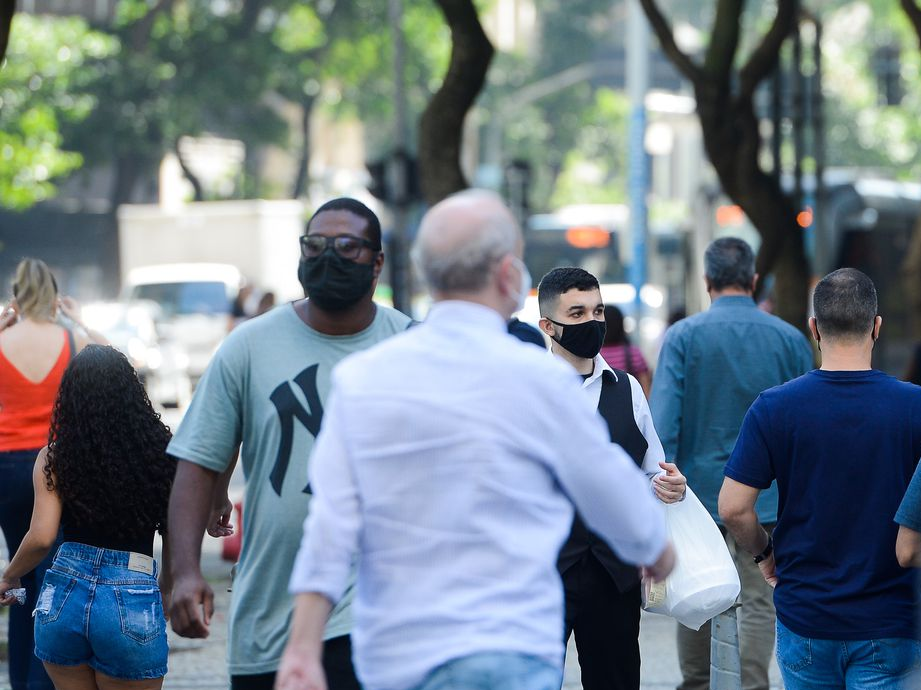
[32,542,168,680]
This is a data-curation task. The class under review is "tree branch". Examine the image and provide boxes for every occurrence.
[902,0,921,50]
[637,0,702,85]
[129,0,175,51]
[702,0,742,81]
[418,0,494,204]
[738,0,800,100]
[0,0,16,64]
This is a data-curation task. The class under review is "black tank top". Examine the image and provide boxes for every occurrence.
[62,505,155,556]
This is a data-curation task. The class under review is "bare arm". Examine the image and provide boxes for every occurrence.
[207,448,239,538]
[275,593,334,690]
[896,526,921,568]
[58,296,109,349]
[167,460,219,637]
[719,477,775,586]
[0,449,62,604]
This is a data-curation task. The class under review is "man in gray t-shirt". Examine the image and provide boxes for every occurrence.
[167,198,410,690]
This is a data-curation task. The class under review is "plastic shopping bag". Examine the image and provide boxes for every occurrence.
[642,486,740,631]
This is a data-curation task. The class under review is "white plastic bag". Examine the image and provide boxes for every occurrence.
[643,486,740,630]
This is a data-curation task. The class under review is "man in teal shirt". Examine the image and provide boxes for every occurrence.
[651,237,813,690]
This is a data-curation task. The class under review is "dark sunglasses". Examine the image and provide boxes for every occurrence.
[300,234,380,261]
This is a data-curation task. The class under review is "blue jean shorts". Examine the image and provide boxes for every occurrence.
[32,542,168,680]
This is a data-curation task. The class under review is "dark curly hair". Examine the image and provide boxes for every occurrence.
[45,345,175,538]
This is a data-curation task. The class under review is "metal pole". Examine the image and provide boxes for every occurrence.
[709,604,742,690]
[388,0,411,315]
[626,0,649,322]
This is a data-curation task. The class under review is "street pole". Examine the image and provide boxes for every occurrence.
[388,0,412,315]
[626,0,649,326]
[710,605,743,690]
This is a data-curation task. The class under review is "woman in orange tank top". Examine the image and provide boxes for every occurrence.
[0,258,106,690]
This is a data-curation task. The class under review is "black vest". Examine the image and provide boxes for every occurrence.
[557,368,649,591]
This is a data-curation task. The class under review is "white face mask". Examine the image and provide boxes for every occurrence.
[509,256,532,313]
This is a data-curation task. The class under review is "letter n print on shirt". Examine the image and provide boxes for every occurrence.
[269,364,323,496]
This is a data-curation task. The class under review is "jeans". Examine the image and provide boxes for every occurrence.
[677,524,776,690]
[409,652,561,690]
[32,542,169,680]
[776,619,921,690]
[0,450,55,690]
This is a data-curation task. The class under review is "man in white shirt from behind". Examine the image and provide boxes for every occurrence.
[277,190,675,690]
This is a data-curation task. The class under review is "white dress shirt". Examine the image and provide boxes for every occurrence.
[290,301,668,690]
[582,354,667,476]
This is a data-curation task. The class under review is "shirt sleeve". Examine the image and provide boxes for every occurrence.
[544,368,667,567]
[650,327,684,463]
[166,335,245,473]
[629,374,665,476]
[895,462,921,532]
[724,398,775,490]
[289,381,361,602]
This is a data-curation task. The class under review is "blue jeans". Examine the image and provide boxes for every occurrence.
[32,542,168,680]
[776,619,921,690]
[0,450,56,690]
[409,652,561,690]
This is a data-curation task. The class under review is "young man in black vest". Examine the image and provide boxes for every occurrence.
[537,267,686,690]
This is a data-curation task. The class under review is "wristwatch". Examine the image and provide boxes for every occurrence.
[753,535,773,564]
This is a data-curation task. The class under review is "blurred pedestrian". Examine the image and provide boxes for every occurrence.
[507,315,546,348]
[0,258,106,690]
[276,190,674,690]
[167,198,410,690]
[720,268,921,689]
[650,238,813,690]
[255,291,276,317]
[228,284,254,332]
[537,267,685,690]
[897,460,921,568]
[600,304,651,398]
[0,345,175,688]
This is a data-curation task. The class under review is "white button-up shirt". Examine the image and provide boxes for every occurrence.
[582,354,667,476]
[290,301,667,690]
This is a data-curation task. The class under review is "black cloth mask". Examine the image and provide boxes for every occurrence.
[547,317,606,359]
[298,250,376,312]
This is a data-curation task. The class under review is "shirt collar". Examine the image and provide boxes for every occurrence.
[582,353,618,388]
[710,295,757,309]
[425,300,508,332]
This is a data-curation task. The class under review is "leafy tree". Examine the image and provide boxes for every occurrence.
[0,14,116,210]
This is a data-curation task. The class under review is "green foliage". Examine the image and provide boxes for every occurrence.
[0,14,116,210]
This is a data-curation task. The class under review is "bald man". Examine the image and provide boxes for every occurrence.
[276,190,674,690]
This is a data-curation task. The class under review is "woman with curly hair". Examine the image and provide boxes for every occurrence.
[0,345,176,689]
[0,258,107,690]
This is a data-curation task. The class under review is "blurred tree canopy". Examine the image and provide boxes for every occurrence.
[0,14,116,209]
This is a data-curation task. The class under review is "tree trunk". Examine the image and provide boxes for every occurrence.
[110,154,144,210]
[174,140,204,201]
[418,0,494,206]
[0,0,14,64]
[290,95,316,199]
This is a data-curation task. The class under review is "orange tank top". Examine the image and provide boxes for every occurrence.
[0,330,72,452]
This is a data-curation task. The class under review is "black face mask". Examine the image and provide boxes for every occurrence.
[547,317,606,359]
[298,250,376,312]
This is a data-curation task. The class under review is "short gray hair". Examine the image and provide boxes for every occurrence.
[411,192,519,293]
[704,237,755,291]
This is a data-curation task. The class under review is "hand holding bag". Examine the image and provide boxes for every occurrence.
[642,486,741,630]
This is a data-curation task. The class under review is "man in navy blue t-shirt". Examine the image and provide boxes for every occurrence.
[719,268,921,689]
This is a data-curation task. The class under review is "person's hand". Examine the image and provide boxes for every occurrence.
[275,645,327,690]
[169,571,214,638]
[0,301,18,332]
[642,541,676,583]
[0,576,22,607]
[57,296,83,325]
[207,495,235,538]
[653,461,687,504]
[758,552,777,588]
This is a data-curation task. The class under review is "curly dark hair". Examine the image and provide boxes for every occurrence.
[45,345,175,538]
